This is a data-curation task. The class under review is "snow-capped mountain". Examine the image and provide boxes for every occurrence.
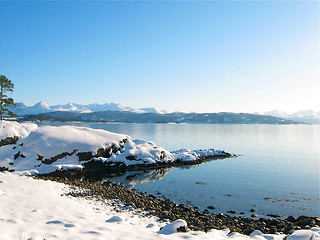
[139,108,164,114]
[10,101,52,116]
[263,109,320,124]
[263,110,290,119]
[84,103,146,113]
[9,101,166,116]
[8,102,319,124]
[50,103,91,113]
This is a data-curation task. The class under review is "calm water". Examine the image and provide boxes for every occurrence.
[39,122,320,218]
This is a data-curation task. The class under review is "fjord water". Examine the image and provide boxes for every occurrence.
[40,123,320,218]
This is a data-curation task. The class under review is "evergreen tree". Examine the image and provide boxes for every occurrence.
[0,75,16,121]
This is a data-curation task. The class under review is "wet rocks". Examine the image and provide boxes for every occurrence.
[266,214,282,218]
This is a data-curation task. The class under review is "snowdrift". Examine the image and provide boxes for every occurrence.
[0,121,38,139]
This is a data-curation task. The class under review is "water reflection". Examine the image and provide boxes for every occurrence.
[81,164,200,189]
[99,168,174,189]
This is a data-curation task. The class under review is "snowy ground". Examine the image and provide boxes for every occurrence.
[0,121,37,139]
[0,172,319,240]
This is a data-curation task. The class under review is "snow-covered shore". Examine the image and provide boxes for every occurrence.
[0,121,231,175]
[1,172,319,240]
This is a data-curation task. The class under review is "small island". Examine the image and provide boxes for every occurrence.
[0,121,233,175]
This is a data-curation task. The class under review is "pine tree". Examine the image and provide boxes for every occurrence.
[0,75,16,121]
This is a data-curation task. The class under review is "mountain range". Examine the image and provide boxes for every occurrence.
[10,101,166,116]
[8,101,319,124]
[261,109,320,124]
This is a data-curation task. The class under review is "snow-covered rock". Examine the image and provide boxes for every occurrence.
[0,123,231,175]
[286,229,320,240]
[172,148,227,162]
[103,139,174,165]
[158,219,188,234]
[0,125,129,174]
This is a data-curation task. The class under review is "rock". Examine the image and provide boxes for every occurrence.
[251,214,258,218]
[287,216,296,222]
[37,175,320,236]
[227,210,237,214]
[158,219,188,234]
[267,214,281,218]
[105,216,123,223]
[203,209,210,214]
[250,208,257,212]
[269,227,277,234]
[249,230,263,237]
[207,206,215,210]
[0,136,19,147]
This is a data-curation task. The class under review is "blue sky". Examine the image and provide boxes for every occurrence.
[0,1,318,113]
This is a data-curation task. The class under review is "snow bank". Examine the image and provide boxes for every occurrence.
[0,172,319,240]
[0,121,37,139]
[0,123,231,174]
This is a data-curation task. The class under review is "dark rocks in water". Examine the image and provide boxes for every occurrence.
[250,208,257,212]
[207,206,215,210]
[203,209,210,214]
[227,210,237,214]
[266,214,281,218]
[195,181,206,185]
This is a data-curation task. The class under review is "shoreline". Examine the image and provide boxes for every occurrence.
[36,174,320,236]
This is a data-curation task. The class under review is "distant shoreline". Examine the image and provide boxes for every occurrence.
[17,110,305,125]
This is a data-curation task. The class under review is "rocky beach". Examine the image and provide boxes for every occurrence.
[38,174,320,236]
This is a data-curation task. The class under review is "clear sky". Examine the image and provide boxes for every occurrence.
[0,1,319,113]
